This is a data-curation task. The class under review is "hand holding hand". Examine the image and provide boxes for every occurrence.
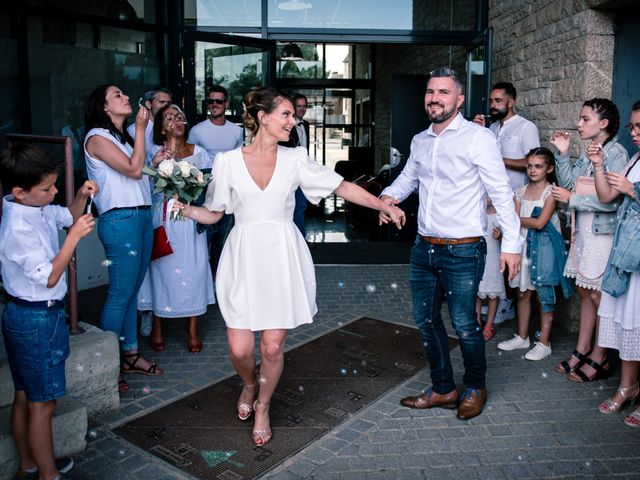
[586,141,605,167]
[550,130,571,155]
[500,252,521,282]
[472,114,486,127]
[379,195,400,226]
[69,213,95,240]
[380,204,406,229]
[492,226,502,240]
[605,172,634,196]
[551,185,571,203]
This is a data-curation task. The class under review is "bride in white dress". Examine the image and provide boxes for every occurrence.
[176,87,405,446]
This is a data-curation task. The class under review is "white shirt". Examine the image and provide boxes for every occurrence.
[127,120,155,162]
[381,113,522,254]
[0,196,72,301]
[84,128,152,214]
[295,120,308,149]
[489,114,540,190]
[187,119,244,165]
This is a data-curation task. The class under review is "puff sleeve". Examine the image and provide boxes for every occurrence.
[203,151,234,214]
[295,147,343,205]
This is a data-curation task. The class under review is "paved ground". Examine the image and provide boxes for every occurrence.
[72,265,640,480]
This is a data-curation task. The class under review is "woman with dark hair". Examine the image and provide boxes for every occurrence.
[137,104,215,353]
[84,84,162,393]
[175,86,405,446]
[588,100,640,425]
[550,98,628,382]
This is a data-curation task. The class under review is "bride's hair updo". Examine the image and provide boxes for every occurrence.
[243,87,291,137]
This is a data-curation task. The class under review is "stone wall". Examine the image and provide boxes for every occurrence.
[489,0,616,154]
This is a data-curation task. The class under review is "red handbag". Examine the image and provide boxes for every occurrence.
[151,202,173,261]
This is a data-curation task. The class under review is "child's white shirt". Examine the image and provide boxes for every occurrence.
[0,195,72,301]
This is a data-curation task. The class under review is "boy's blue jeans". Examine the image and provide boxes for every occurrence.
[409,237,487,394]
[98,207,153,351]
[1,301,69,402]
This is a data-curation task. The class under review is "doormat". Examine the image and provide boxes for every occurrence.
[114,317,458,480]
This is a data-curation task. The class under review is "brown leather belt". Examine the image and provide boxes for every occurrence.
[422,236,481,245]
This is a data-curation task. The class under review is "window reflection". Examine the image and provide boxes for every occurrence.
[0,15,19,149]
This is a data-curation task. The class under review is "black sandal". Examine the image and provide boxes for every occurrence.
[568,357,610,383]
[121,353,162,376]
[555,349,590,374]
[118,376,129,393]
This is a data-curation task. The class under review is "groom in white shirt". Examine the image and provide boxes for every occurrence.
[380,67,522,420]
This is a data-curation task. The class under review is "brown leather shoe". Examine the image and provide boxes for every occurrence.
[400,387,459,409]
[456,388,487,420]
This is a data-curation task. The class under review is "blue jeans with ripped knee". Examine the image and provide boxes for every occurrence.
[409,236,487,394]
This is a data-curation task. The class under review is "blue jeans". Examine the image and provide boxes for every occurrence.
[409,236,487,393]
[293,187,307,237]
[2,302,69,402]
[98,207,153,351]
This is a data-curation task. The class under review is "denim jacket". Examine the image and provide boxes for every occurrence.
[527,206,573,311]
[602,179,640,298]
[555,138,629,235]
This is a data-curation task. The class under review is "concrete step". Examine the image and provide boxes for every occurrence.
[0,396,87,480]
[1,322,120,415]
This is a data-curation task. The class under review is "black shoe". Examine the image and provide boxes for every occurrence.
[16,457,74,479]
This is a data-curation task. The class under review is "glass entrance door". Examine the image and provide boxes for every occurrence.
[184,32,276,128]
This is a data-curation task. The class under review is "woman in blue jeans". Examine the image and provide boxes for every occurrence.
[84,84,163,393]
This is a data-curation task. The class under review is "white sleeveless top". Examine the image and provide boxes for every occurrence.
[84,128,151,214]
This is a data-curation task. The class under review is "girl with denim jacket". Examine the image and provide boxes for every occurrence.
[497,148,560,361]
[550,98,628,382]
[590,101,640,427]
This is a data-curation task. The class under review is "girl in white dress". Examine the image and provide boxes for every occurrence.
[476,198,505,341]
[137,105,215,353]
[550,99,628,381]
[175,87,405,446]
[590,101,640,426]
[497,148,560,360]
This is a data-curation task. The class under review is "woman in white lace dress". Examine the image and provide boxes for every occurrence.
[138,105,215,353]
[550,99,628,381]
[590,101,640,426]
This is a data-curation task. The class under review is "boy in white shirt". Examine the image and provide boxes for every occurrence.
[0,144,97,480]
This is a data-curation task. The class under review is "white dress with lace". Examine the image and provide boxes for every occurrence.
[138,145,215,317]
[598,154,640,360]
[562,168,614,290]
[477,213,505,299]
[509,184,560,292]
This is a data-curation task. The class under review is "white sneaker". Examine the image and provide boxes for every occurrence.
[494,298,515,324]
[524,342,552,361]
[497,334,530,351]
[139,311,153,337]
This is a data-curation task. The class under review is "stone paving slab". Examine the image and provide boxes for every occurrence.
[65,265,640,479]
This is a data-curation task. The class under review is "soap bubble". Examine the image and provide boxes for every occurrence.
[535,331,542,339]
[119,336,125,342]
[175,268,182,274]
[366,284,376,294]
[337,281,345,289]
[101,259,113,267]
[88,429,98,439]
[118,449,126,456]
[339,367,349,376]
[390,282,398,290]
[76,365,84,372]
[142,386,151,395]
[128,250,138,257]
[298,385,304,392]
[164,306,172,312]
[541,372,548,379]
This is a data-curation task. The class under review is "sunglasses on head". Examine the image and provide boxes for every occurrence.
[206,98,226,105]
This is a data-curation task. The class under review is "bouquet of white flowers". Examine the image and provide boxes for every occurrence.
[142,158,211,219]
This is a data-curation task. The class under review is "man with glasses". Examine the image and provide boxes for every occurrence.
[188,85,243,162]
[188,85,243,273]
[473,82,540,325]
[380,67,522,420]
[127,86,172,160]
